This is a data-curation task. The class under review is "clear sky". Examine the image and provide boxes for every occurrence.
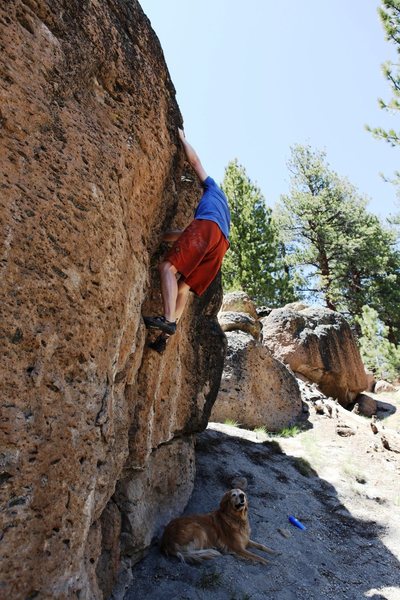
[140,0,399,219]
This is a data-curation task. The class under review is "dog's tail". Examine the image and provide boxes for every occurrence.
[176,548,221,564]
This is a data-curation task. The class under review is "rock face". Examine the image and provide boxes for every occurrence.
[211,330,302,431]
[0,3,225,599]
[262,306,368,406]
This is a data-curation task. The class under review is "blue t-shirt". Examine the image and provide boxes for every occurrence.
[194,176,231,239]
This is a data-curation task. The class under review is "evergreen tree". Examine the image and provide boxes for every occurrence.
[275,145,400,337]
[367,0,400,146]
[366,249,400,344]
[335,208,398,320]
[356,305,400,381]
[276,145,370,309]
[222,160,295,306]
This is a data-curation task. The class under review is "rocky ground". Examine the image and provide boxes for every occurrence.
[121,392,400,600]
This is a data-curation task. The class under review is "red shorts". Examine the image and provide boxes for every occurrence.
[165,219,229,296]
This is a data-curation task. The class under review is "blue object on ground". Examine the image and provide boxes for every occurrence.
[288,515,307,530]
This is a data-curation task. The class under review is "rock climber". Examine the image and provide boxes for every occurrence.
[143,128,230,340]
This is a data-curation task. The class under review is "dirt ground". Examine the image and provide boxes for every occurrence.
[122,392,400,600]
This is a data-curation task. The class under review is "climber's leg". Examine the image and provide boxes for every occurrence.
[159,260,178,322]
[143,261,178,335]
[175,279,191,322]
[146,279,191,352]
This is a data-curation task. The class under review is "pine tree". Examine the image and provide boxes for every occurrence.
[336,207,397,320]
[367,0,400,146]
[222,160,295,306]
[367,250,400,344]
[275,145,370,309]
[356,305,400,381]
[275,145,400,338]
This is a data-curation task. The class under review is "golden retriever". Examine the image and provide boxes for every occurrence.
[161,489,277,565]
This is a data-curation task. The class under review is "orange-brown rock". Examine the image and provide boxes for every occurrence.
[261,306,367,406]
[0,2,225,598]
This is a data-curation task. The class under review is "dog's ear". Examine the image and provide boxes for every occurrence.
[220,491,232,512]
[230,476,248,491]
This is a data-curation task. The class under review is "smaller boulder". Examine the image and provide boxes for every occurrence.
[381,432,400,453]
[336,424,356,437]
[374,380,397,394]
[211,331,302,431]
[218,311,261,339]
[295,375,326,403]
[370,416,379,435]
[220,291,258,319]
[283,301,309,312]
[256,306,273,318]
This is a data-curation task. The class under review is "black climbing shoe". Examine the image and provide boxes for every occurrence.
[143,315,177,335]
[148,333,170,354]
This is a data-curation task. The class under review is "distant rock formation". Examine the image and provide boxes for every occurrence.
[0,2,225,598]
[374,380,398,394]
[220,291,259,320]
[218,311,262,339]
[261,305,368,406]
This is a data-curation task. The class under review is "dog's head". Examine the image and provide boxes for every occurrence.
[220,488,248,516]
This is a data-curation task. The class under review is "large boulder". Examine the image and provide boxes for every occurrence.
[0,3,225,599]
[261,307,368,406]
[210,331,303,430]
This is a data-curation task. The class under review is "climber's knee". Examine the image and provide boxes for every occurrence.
[159,260,178,278]
[177,279,190,295]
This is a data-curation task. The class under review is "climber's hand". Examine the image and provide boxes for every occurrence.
[177,129,207,183]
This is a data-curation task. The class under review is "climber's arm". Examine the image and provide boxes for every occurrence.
[178,128,208,183]
[162,229,183,242]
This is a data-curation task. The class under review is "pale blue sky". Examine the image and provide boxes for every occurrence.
[140,0,399,218]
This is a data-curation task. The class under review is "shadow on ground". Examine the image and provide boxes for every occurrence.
[122,428,399,600]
